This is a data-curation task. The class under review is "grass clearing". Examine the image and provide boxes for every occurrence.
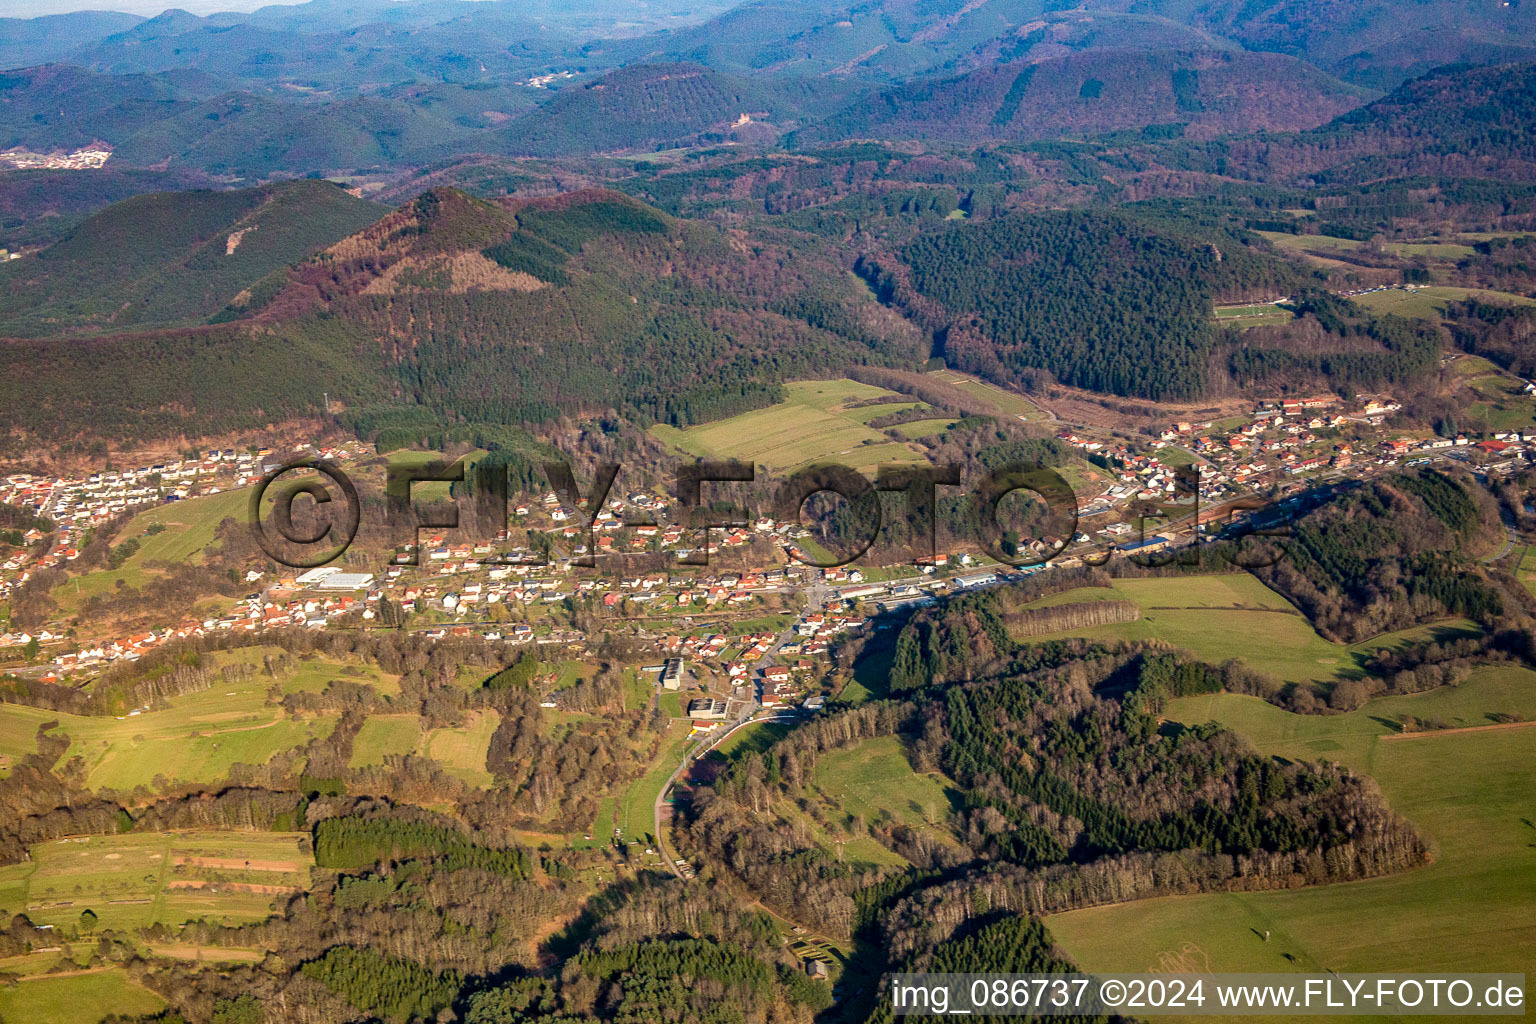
[347,711,498,787]
[1352,285,1536,319]
[1015,574,1480,683]
[932,373,1045,420]
[712,720,794,760]
[210,646,404,696]
[613,721,691,843]
[0,969,166,1024]
[422,710,499,787]
[1048,667,1536,1003]
[0,687,336,791]
[1213,303,1296,330]
[54,487,252,613]
[649,379,929,473]
[812,735,957,841]
[890,417,958,439]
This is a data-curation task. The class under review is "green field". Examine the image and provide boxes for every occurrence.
[349,710,498,787]
[649,379,930,473]
[211,646,404,696]
[0,968,166,1024]
[383,447,490,501]
[1519,545,1536,598]
[931,373,1045,420]
[1463,372,1536,431]
[0,830,311,933]
[1048,668,1536,1007]
[891,417,959,439]
[1351,286,1536,320]
[1153,446,1199,467]
[1016,575,1480,684]
[811,735,957,841]
[614,722,691,843]
[53,486,252,612]
[0,687,336,791]
[1213,303,1296,329]
[711,720,794,760]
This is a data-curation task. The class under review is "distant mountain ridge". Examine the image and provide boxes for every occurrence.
[797,48,1375,145]
[487,62,859,157]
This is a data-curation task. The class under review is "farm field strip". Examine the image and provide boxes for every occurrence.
[0,830,312,933]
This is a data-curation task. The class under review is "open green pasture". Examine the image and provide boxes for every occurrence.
[1048,667,1536,1009]
[649,379,930,473]
[53,486,251,612]
[0,686,335,791]
[1015,574,1480,684]
[0,969,166,1024]
[811,735,958,843]
[348,709,499,787]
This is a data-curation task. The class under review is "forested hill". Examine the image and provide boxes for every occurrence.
[795,49,1373,146]
[1076,0,1536,88]
[885,209,1304,401]
[0,187,928,447]
[1182,61,1536,186]
[0,180,386,337]
[486,63,857,157]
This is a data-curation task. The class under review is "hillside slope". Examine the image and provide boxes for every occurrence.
[488,63,858,156]
[800,48,1373,144]
[0,187,927,446]
[0,179,388,336]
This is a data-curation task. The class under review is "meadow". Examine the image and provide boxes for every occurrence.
[1257,231,1477,262]
[1047,667,1536,1013]
[1014,574,1480,684]
[0,830,312,933]
[710,720,794,761]
[1463,372,1536,431]
[649,379,930,473]
[348,710,500,787]
[0,686,336,792]
[810,735,958,845]
[891,418,959,439]
[0,969,165,1024]
[613,721,693,844]
[210,645,405,695]
[53,486,252,614]
[929,372,1046,420]
[1351,285,1535,319]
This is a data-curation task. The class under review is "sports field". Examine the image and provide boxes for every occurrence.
[1213,303,1295,329]
[811,735,958,843]
[1014,574,1480,683]
[348,710,499,787]
[0,686,336,791]
[1047,667,1536,1006]
[649,379,931,473]
[0,830,312,933]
